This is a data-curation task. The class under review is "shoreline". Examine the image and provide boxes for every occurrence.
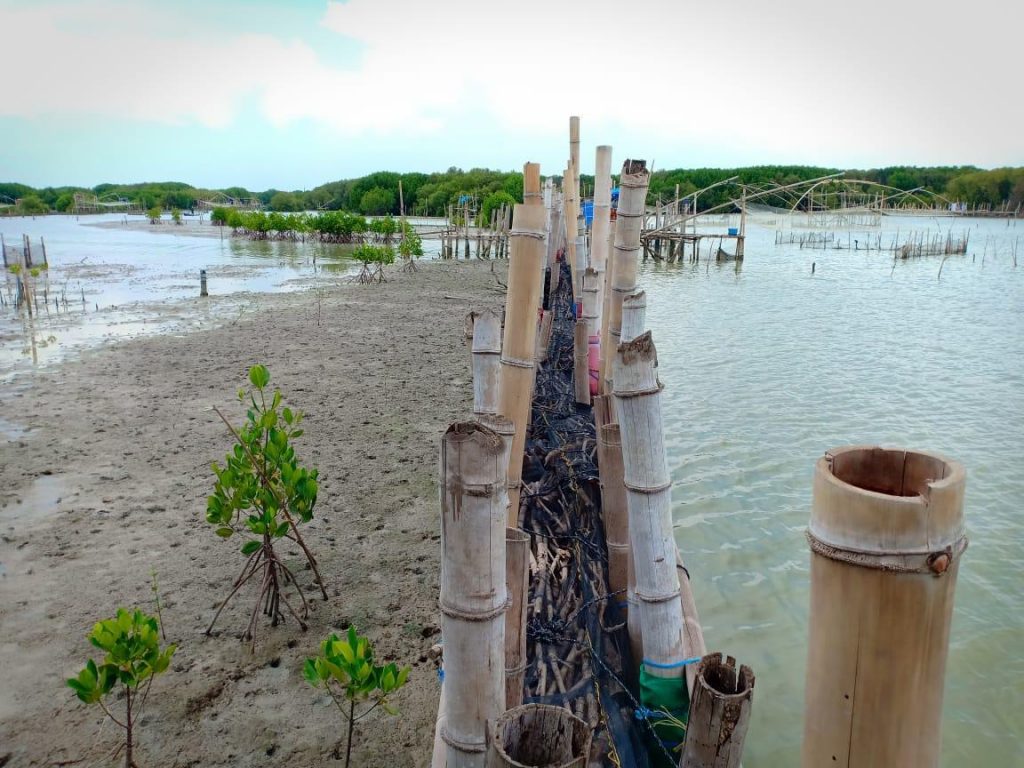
[0,259,507,767]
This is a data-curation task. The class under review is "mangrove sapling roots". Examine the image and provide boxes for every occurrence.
[205,365,327,648]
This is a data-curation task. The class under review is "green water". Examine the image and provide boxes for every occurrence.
[642,215,1023,765]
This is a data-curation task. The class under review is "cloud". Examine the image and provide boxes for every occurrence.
[0,0,1020,167]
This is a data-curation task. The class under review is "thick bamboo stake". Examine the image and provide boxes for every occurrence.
[802,446,967,768]
[524,162,542,207]
[504,527,529,710]
[679,653,755,768]
[592,145,612,372]
[439,422,509,767]
[492,703,591,768]
[469,309,502,416]
[573,320,590,406]
[613,332,685,679]
[582,267,600,395]
[569,116,580,187]
[498,203,548,522]
[564,163,579,300]
[621,290,646,343]
[603,160,650,392]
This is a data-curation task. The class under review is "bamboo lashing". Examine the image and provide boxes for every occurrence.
[802,446,967,768]
[439,422,509,767]
[612,332,686,679]
[602,160,650,393]
[498,202,548,522]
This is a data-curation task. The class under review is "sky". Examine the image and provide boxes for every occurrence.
[0,0,1020,190]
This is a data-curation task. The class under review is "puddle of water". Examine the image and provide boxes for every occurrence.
[0,415,27,442]
[1,474,66,527]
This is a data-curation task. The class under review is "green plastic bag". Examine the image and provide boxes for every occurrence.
[639,663,691,767]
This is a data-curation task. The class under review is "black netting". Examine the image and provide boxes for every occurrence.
[517,258,667,767]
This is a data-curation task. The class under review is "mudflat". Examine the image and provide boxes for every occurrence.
[0,259,507,767]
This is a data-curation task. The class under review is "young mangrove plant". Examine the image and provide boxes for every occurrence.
[304,627,411,768]
[352,244,394,284]
[399,220,424,273]
[146,206,161,224]
[66,608,176,768]
[205,364,327,647]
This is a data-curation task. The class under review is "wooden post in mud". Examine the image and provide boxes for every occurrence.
[613,332,686,679]
[200,269,208,298]
[1,233,6,267]
[736,189,746,261]
[40,236,47,267]
[802,446,967,768]
[680,653,755,768]
[439,422,509,768]
[498,202,548,521]
[469,309,503,416]
[504,527,529,710]
[23,234,32,268]
[603,160,650,393]
[492,704,591,768]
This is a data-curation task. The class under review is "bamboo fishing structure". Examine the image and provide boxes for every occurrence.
[498,202,548,520]
[438,421,509,767]
[612,332,686,679]
[802,446,967,768]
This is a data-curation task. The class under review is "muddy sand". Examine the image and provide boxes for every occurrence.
[0,259,508,767]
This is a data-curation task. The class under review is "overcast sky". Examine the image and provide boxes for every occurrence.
[1,0,1020,189]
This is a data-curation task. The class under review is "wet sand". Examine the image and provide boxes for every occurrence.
[0,259,507,767]
[86,216,231,239]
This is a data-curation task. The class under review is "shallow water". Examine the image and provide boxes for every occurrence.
[641,214,1023,765]
[0,214,363,378]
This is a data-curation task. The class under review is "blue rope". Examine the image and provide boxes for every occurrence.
[641,656,702,670]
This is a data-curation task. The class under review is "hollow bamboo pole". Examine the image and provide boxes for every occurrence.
[524,162,542,207]
[573,319,590,406]
[613,332,685,679]
[592,145,612,375]
[602,160,650,393]
[504,527,529,711]
[569,116,580,187]
[582,267,600,395]
[621,290,646,343]
[564,164,579,301]
[802,446,967,768]
[469,309,503,416]
[439,422,509,767]
[597,423,629,597]
[679,653,755,768]
[493,703,591,768]
[498,203,548,522]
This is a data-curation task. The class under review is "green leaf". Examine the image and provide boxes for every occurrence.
[248,365,270,389]
[303,659,320,686]
[282,407,293,425]
[241,540,261,555]
[215,526,234,538]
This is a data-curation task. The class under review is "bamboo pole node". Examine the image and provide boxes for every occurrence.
[439,597,511,622]
[500,355,535,369]
[509,230,546,240]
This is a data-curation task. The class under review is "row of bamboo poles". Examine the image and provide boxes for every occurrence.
[773,228,971,256]
[438,202,513,260]
[430,115,968,767]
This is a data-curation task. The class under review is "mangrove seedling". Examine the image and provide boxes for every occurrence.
[205,364,327,647]
[66,608,176,768]
[171,208,183,225]
[398,221,423,273]
[352,243,394,284]
[146,206,161,224]
[304,627,410,768]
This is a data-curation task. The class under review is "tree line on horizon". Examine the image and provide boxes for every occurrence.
[2,164,1023,218]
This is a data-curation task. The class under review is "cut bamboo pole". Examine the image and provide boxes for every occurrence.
[524,162,542,207]
[621,290,646,343]
[679,653,755,768]
[469,309,503,416]
[597,423,629,597]
[569,116,580,186]
[564,163,579,302]
[439,422,510,767]
[592,145,612,381]
[573,319,590,406]
[492,704,591,768]
[603,160,650,393]
[802,446,967,768]
[582,267,600,395]
[504,527,530,711]
[498,203,548,522]
[613,332,685,679]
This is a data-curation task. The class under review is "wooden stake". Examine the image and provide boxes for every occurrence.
[613,332,685,679]
[802,446,967,768]
[680,653,755,768]
[439,422,509,768]
[504,527,529,710]
[499,203,548,521]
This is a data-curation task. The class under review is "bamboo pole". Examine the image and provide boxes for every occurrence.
[498,203,548,521]
[504,527,529,710]
[439,422,509,768]
[469,309,503,416]
[524,162,542,207]
[602,160,650,393]
[564,163,579,302]
[492,703,590,768]
[679,653,755,768]
[582,267,600,395]
[569,116,580,186]
[802,446,967,768]
[621,290,646,343]
[573,320,590,406]
[597,423,629,597]
[592,145,612,376]
[613,332,685,679]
